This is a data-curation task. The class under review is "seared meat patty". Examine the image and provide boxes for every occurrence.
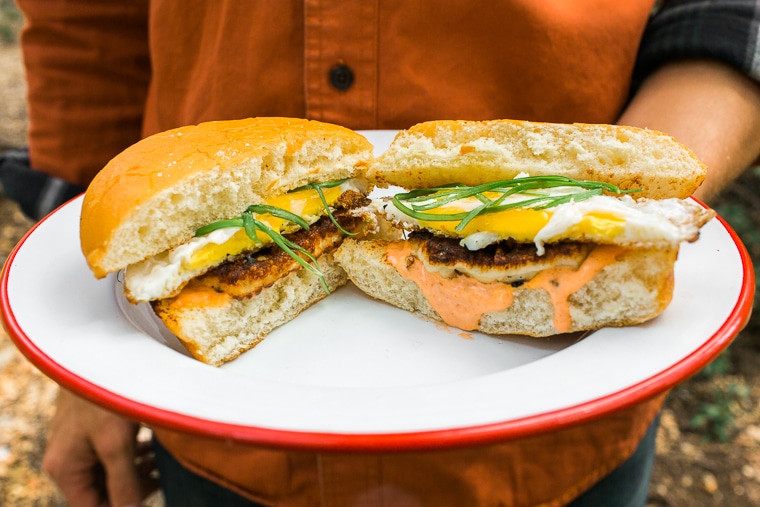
[406,230,594,284]
[186,208,366,298]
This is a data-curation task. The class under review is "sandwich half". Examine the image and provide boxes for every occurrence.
[80,117,374,365]
[334,119,715,337]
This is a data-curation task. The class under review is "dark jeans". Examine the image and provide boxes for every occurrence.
[154,416,659,507]
[0,148,85,221]
[154,438,266,507]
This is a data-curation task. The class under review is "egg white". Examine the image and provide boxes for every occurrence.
[124,179,364,302]
[124,227,240,303]
[380,189,712,255]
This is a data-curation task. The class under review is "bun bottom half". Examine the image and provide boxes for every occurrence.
[152,254,347,366]
[334,239,677,337]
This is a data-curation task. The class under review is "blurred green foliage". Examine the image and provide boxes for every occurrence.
[0,0,22,45]
[688,381,751,443]
[675,166,760,442]
[686,351,743,441]
[711,166,760,345]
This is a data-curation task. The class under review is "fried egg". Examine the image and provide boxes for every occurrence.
[125,179,364,302]
[379,185,715,256]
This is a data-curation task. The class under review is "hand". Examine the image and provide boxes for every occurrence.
[42,388,158,507]
[618,60,760,203]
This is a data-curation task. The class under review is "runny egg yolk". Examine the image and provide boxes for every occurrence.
[185,185,344,271]
[420,207,552,242]
[419,206,626,242]
[564,212,626,240]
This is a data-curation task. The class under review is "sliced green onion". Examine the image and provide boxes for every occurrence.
[241,211,262,244]
[391,175,638,232]
[193,179,363,293]
[290,178,347,192]
[195,218,244,236]
[248,215,330,293]
[246,204,311,231]
[302,181,365,237]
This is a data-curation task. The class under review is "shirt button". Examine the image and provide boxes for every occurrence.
[329,64,354,91]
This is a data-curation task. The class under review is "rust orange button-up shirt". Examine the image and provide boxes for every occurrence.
[18,1,664,505]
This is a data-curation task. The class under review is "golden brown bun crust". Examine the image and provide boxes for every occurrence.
[80,117,373,278]
[368,119,706,199]
[334,238,677,337]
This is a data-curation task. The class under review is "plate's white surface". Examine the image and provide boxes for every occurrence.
[1,131,752,449]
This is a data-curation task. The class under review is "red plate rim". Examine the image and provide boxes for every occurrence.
[1,198,755,452]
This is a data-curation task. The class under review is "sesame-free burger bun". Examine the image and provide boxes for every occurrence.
[80,117,373,278]
[368,119,706,199]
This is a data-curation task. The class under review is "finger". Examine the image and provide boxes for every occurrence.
[93,431,143,507]
[45,460,106,507]
[46,391,147,506]
[104,455,143,507]
[43,428,106,507]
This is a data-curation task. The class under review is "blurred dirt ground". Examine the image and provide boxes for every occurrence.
[2,26,760,507]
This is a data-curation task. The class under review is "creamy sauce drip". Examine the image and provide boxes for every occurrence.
[524,245,622,332]
[386,241,621,333]
[167,282,232,309]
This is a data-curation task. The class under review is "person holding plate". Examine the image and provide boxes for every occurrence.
[4,1,760,506]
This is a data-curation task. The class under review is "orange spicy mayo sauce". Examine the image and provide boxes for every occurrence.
[524,245,623,332]
[386,241,514,330]
[168,281,232,309]
[385,241,622,333]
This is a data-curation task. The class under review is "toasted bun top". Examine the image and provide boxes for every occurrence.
[81,117,373,278]
[368,119,706,199]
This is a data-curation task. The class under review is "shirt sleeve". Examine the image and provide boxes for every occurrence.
[634,0,760,87]
[17,0,151,187]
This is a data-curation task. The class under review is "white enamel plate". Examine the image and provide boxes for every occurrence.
[1,131,754,451]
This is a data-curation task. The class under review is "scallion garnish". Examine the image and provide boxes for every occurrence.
[243,210,329,293]
[299,180,365,237]
[194,204,310,237]
[391,175,639,232]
